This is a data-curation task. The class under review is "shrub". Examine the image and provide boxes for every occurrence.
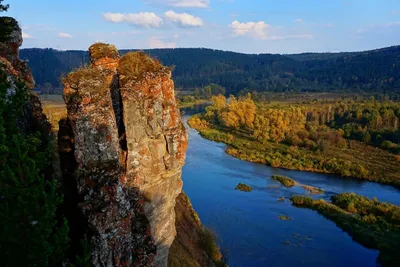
[88,43,119,61]
[118,52,166,83]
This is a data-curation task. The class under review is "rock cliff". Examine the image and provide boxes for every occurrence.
[0,16,50,137]
[1,15,224,266]
[61,43,188,266]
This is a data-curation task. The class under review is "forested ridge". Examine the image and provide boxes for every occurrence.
[20,45,400,94]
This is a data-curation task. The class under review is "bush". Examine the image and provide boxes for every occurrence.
[118,52,166,83]
[88,43,119,61]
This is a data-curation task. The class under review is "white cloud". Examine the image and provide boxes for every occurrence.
[58,32,72,38]
[148,37,176,48]
[164,10,204,27]
[22,32,33,39]
[230,20,270,39]
[103,12,163,28]
[295,18,305,24]
[146,0,209,8]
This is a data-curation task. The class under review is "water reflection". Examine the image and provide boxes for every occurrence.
[180,109,399,267]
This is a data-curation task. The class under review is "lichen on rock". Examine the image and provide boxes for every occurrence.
[61,43,188,266]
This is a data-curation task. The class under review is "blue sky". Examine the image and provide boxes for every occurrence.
[6,0,400,53]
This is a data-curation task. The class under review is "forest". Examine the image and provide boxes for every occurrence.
[188,95,400,187]
[20,45,400,95]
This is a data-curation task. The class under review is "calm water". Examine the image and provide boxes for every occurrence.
[180,108,400,267]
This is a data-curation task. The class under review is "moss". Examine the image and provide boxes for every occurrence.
[88,43,119,61]
[235,183,253,192]
[117,52,166,82]
[63,66,107,97]
[272,175,296,187]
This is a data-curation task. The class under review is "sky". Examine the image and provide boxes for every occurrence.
[5,0,400,54]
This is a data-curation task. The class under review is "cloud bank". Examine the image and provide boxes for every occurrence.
[103,12,163,28]
[58,32,72,38]
[230,20,270,39]
[164,10,204,27]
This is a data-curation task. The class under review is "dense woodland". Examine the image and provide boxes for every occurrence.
[20,45,400,95]
[189,96,400,186]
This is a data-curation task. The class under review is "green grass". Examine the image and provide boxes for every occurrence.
[291,194,400,267]
[272,175,296,187]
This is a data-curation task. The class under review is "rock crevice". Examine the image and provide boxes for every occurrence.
[61,43,187,266]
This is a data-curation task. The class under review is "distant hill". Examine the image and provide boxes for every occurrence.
[20,46,400,95]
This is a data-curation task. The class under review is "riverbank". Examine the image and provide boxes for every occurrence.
[291,193,400,267]
[188,114,400,188]
[178,99,208,109]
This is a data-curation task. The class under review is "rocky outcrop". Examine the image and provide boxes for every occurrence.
[0,16,50,136]
[61,43,188,266]
[0,17,35,89]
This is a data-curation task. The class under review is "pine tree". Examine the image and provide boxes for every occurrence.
[0,0,9,12]
[0,71,69,266]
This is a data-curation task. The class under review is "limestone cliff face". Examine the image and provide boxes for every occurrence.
[61,43,187,266]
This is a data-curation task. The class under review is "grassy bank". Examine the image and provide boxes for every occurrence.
[188,114,400,188]
[271,175,296,187]
[178,99,208,109]
[291,193,400,267]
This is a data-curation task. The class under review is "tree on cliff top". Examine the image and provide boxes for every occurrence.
[0,0,9,12]
[0,70,69,265]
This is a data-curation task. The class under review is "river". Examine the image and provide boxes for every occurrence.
[180,107,400,267]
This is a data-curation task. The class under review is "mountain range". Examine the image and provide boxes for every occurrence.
[20,45,400,95]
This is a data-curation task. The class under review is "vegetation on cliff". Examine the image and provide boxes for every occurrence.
[0,70,69,266]
[169,193,226,267]
[188,95,400,187]
[118,51,166,82]
[291,193,400,267]
[88,43,119,61]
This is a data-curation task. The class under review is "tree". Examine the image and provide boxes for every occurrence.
[0,0,9,12]
[0,71,69,266]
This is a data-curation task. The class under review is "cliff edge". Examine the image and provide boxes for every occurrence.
[61,43,188,266]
